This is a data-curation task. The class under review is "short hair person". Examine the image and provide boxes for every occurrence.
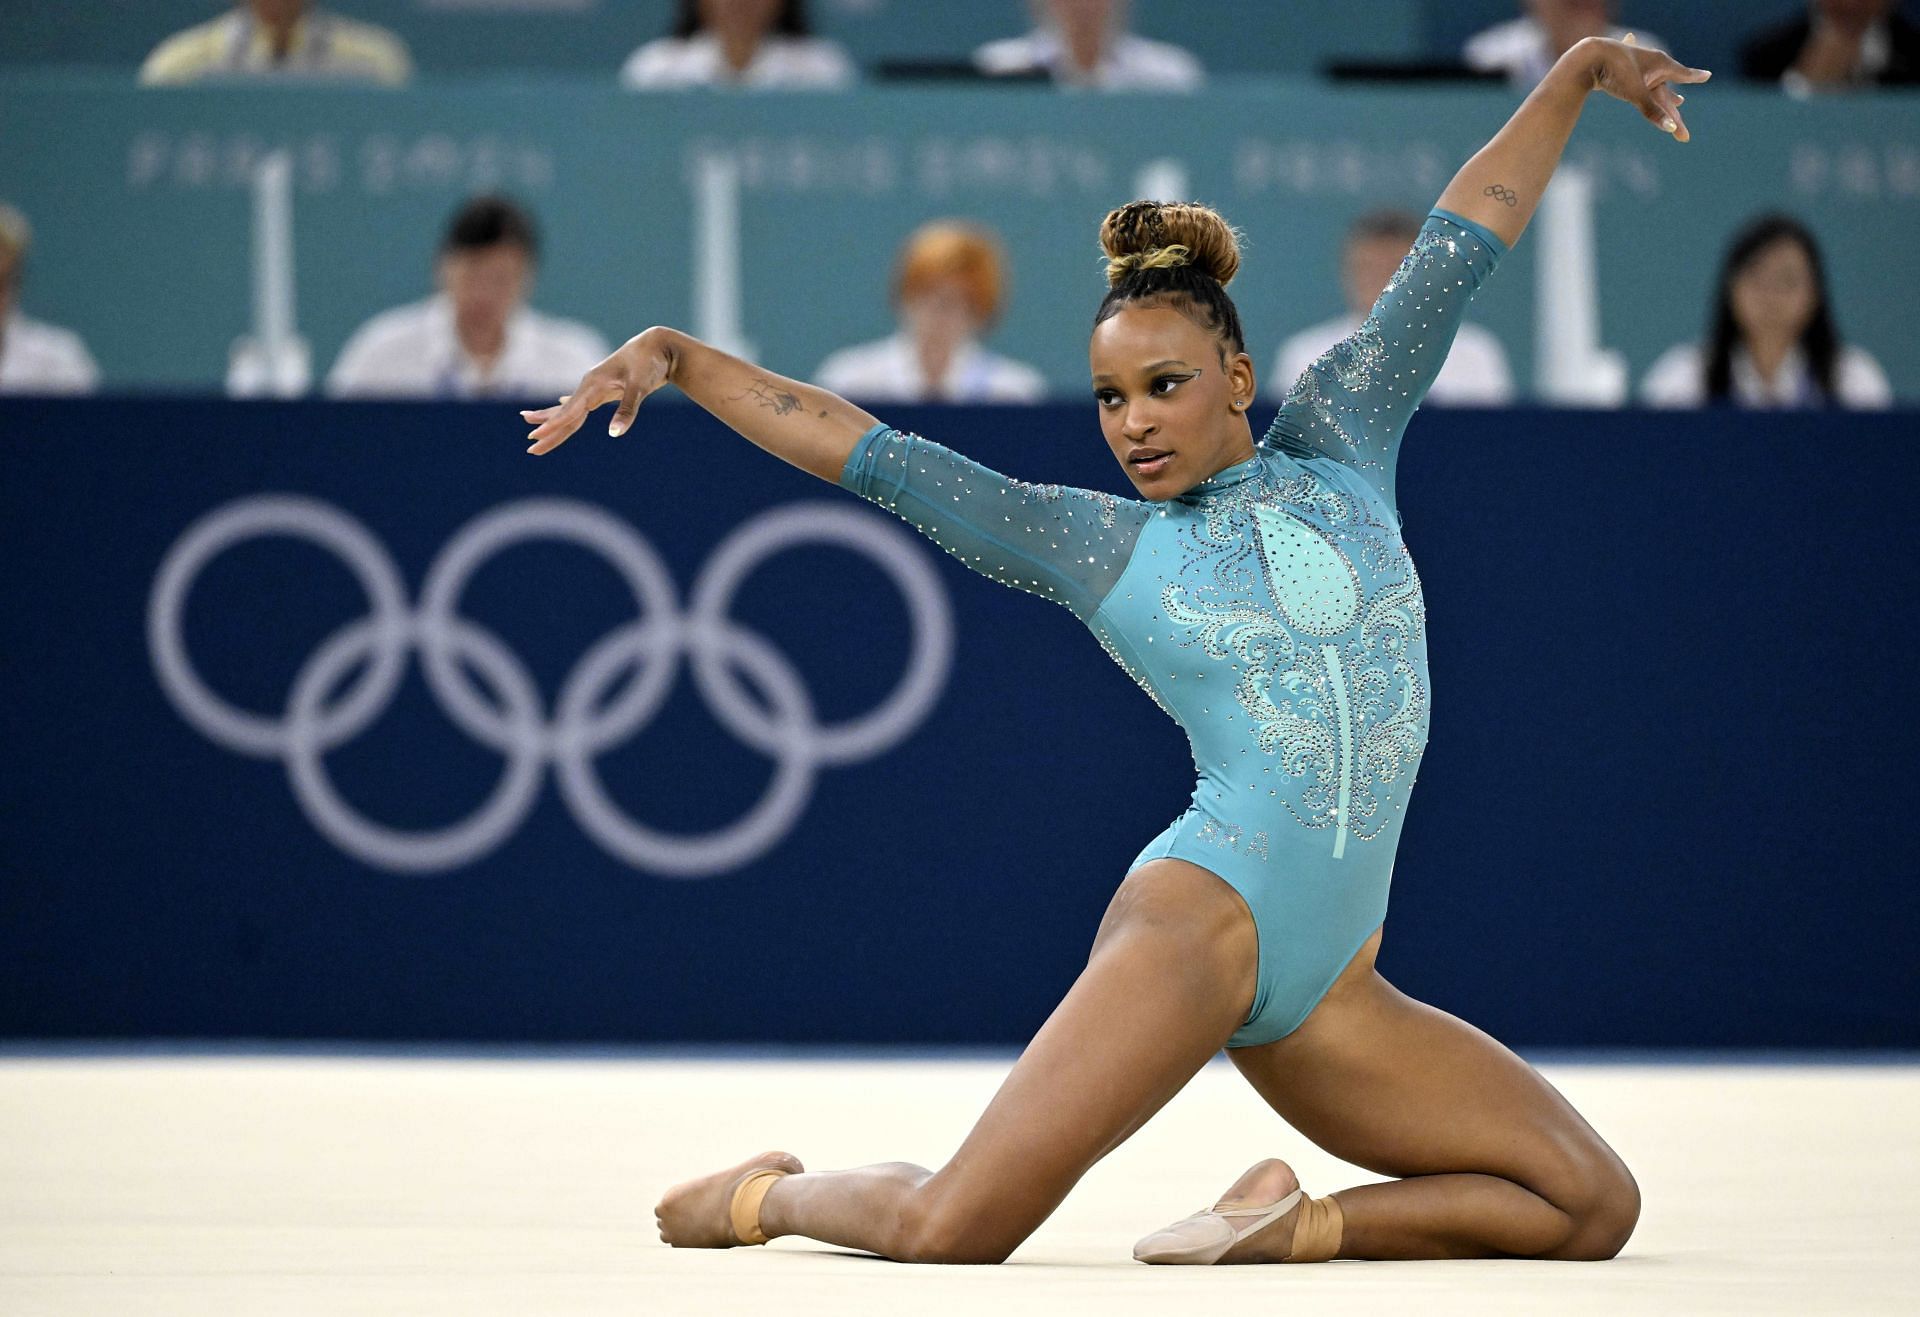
[814,222,1046,403]
[0,204,100,396]
[524,35,1709,1267]
[327,196,608,400]
[1271,208,1513,406]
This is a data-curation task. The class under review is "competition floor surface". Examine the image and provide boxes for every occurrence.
[2,1054,1916,1315]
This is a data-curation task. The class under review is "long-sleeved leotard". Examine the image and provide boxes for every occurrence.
[839,209,1506,1045]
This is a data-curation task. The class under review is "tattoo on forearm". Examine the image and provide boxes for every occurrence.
[1483,183,1519,207]
[731,379,806,416]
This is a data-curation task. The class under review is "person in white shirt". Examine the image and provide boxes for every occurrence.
[1641,212,1893,409]
[0,204,99,396]
[1270,209,1513,406]
[139,0,411,86]
[975,0,1204,91]
[816,221,1046,403]
[327,196,608,400]
[1464,0,1661,88]
[621,0,854,91]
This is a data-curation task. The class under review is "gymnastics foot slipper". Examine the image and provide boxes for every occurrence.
[1132,1188,1304,1264]
[1133,1173,1344,1265]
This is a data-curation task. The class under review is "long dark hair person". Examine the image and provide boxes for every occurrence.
[1703,213,1840,403]
[672,0,812,40]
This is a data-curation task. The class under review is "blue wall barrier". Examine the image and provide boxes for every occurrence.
[2,399,1917,1048]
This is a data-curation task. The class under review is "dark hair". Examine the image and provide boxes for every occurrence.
[440,195,539,260]
[1704,213,1839,403]
[1346,207,1423,246]
[1093,200,1246,359]
[672,0,811,39]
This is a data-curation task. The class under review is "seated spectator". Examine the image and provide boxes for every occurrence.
[1463,0,1661,88]
[0,205,99,396]
[1270,209,1513,406]
[139,0,411,86]
[975,0,1204,91]
[815,221,1046,403]
[326,196,608,400]
[1741,0,1920,92]
[621,0,854,91]
[1641,213,1892,409]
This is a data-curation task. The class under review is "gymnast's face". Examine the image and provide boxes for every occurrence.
[1090,303,1256,501]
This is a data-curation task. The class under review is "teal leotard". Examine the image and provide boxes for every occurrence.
[839,208,1506,1046]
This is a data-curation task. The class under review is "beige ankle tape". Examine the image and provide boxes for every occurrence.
[728,1168,789,1246]
[1285,1194,1344,1263]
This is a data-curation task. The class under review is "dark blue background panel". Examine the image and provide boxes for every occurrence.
[2,399,1915,1047]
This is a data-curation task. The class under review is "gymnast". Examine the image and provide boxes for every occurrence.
[522,33,1709,1266]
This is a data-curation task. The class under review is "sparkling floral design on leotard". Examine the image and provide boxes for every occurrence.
[1161,464,1427,850]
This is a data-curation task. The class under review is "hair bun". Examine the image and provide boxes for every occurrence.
[1099,200,1241,289]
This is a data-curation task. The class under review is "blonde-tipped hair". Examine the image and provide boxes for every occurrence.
[1099,200,1241,289]
[1093,199,1248,356]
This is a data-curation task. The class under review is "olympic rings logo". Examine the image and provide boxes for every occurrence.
[147,494,953,877]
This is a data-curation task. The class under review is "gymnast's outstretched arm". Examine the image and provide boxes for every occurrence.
[523,326,876,480]
[522,327,1148,619]
[1435,33,1709,249]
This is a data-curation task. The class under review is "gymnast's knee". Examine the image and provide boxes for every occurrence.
[1550,1154,1641,1261]
[891,1186,1020,1265]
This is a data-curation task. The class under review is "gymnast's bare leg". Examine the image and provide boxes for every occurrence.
[1174,928,1641,1262]
[654,858,1258,1263]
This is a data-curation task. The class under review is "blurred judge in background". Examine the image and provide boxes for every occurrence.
[1464,0,1661,87]
[326,195,608,400]
[0,205,99,397]
[139,0,411,86]
[974,0,1204,91]
[814,221,1046,403]
[1741,0,1920,93]
[620,0,855,91]
[1270,208,1513,406]
[1641,213,1892,409]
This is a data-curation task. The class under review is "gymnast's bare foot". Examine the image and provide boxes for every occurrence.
[655,1150,804,1248]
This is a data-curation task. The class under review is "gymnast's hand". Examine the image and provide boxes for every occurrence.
[522,327,676,455]
[1580,33,1711,143]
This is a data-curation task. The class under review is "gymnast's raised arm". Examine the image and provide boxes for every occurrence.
[1434,33,1710,250]
[523,327,876,481]
[1268,35,1710,501]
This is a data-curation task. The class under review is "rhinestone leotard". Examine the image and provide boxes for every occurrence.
[839,208,1505,1045]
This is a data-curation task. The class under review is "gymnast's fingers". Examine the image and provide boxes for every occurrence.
[525,374,620,454]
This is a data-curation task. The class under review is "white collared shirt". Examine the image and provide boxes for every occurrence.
[325,295,609,400]
[1271,312,1514,406]
[0,312,99,395]
[815,333,1046,403]
[1463,19,1663,88]
[973,28,1204,91]
[619,33,855,90]
[1640,341,1893,409]
[139,8,412,86]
